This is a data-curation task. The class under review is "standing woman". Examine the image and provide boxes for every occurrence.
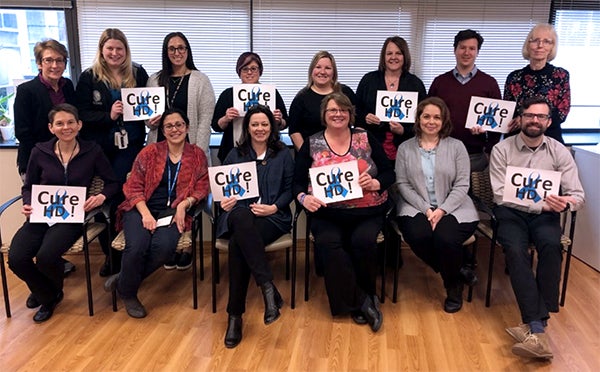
[13,39,77,275]
[146,32,215,164]
[504,23,570,143]
[9,103,118,323]
[212,52,288,164]
[104,108,209,318]
[395,97,478,313]
[293,93,394,332]
[217,105,294,348]
[75,28,149,276]
[288,51,356,151]
[355,36,427,164]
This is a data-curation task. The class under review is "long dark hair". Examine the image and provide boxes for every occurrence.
[158,32,197,87]
[236,105,285,156]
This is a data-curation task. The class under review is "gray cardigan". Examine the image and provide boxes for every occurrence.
[146,70,215,164]
[395,136,478,223]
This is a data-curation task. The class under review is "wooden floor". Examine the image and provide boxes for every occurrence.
[1,239,599,371]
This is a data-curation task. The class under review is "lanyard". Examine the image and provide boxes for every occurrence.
[167,154,182,207]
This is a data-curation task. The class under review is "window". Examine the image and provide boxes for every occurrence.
[76,0,249,96]
[552,1,600,131]
[0,6,70,125]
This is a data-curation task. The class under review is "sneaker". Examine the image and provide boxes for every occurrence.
[506,323,531,343]
[164,251,181,270]
[176,251,192,271]
[121,295,147,319]
[512,333,553,359]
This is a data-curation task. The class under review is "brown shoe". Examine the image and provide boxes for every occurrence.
[506,323,531,343]
[512,333,553,360]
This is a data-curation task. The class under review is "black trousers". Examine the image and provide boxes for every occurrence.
[495,206,562,323]
[8,222,82,305]
[311,209,383,316]
[117,209,180,298]
[226,208,283,316]
[398,213,477,288]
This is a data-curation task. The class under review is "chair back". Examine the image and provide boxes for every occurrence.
[470,169,494,211]
[88,176,104,197]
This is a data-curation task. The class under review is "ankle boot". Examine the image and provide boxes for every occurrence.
[444,283,464,313]
[260,281,284,324]
[224,315,243,348]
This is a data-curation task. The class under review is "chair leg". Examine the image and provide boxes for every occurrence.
[304,228,310,302]
[291,233,297,309]
[467,236,478,303]
[192,230,198,310]
[1,252,11,318]
[285,247,290,281]
[560,213,577,307]
[392,233,400,303]
[380,234,387,304]
[211,244,218,313]
[485,234,497,307]
[83,237,94,316]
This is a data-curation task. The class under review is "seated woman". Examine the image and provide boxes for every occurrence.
[293,92,394,332]
[104,108,209,318]
[395,97,479,313]
[8,103,119,323]
[217,105,294,348]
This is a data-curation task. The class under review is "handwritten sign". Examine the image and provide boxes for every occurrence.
[121,87,165,122]
[208,161,260,202]
[375,90,418,123]
[465,96,516,133]
[502,166,561,207]
[309,160,363,204]
[233,84,276,114]
[30,185,87,224]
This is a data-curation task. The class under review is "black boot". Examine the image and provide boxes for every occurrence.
[260,281,283,325]
[224,315,243,348]
[444,283,464,313]
[360,295,383,332]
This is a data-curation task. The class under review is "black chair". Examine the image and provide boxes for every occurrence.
[207,196,298,313]
[470,169,577,307]
[0,177,110,317]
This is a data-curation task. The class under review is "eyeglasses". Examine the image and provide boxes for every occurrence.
[521,113,550,121]
[163,122,186,131]
[241,66,259,73]
[325,108,349,115]
[52,120,78,128]
[167,46,188,54]
[528,38,554,46]
[41,57,67,66]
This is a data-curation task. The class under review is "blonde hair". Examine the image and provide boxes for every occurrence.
[522,23,558,62]
[306,51,340,92]
[92,28,136,89]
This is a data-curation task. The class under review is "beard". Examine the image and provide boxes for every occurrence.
[521,123,546,138]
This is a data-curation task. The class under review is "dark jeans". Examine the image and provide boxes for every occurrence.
[494,205,562,323]
[225,208,282,316]
[311,209,383,316]
[117,209,181,298]
[398,213,477,288]
[8,222,81,304]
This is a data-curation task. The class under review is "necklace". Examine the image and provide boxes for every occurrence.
[168,71,188,109]
[57,140,78,166]
[385,74,400,89]
[419,137,439,151]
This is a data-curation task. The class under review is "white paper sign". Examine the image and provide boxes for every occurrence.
[465,96,516,133]
[30,185,87,224]
[208,161,260,202]
[233,84,276,114]
[309,160,363,204]
[375,90,419,123]
[502,166,561,207]
[121,87,166,122]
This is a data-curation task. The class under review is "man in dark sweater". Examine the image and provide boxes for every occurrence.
[429,29,502,172]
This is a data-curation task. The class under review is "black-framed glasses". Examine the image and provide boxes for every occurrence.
[521,113,550,121]
[167,46,188,54]
[241,66,259,73]
[528,38,554,46]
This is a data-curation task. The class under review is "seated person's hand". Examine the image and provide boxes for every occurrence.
[389,121,404,135]
[83,193,106,212]
[507,117,521,132]
[22,204,33,217]
[250,203,277,217]
[147,114,162,129]
[141,212,157,232]
[173,203,187,233]
[358,171,381,192]
[220,196,237,212]
[365,113,381,126]
[543,194,577,213]
[301,194,326,213]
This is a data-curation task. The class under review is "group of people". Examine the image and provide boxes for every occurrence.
[7,23,584,361]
